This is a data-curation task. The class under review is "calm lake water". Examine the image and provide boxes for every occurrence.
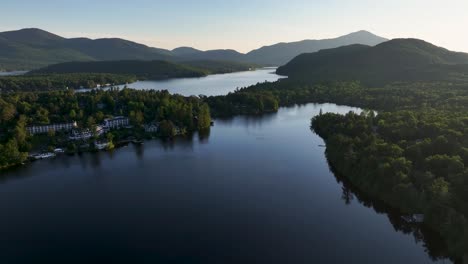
[116,68,284,96]
[0,103,450,264]
[0,71,27,76]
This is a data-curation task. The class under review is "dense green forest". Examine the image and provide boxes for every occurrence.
[0,88,211,169]
[277,39,468,86]
[0,73,137,92]
[31,60,255,77]
[29,60,208,79]
[312,110,468,260]
[206,79,468,116]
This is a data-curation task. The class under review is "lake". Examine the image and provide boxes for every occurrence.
[0,71,27,76]
[0,103,450,264]
[115,68,284,96]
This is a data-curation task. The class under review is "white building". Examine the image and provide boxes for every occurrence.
[144,123,159,133]
[27,122,77,135]
[103,116,129,129]
[94,141,110,150]
[69,126,104,140]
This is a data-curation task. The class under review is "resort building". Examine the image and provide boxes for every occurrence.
[69,126,104,140]
[27,122,77,135]
[103,116,130,129]
[144,123,159,133]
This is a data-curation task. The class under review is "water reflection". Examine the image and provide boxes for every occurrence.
[198,128,211,144]
[330,163,452,262]
[134,145,144,160]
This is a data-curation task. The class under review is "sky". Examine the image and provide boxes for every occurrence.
[2,0,468,53]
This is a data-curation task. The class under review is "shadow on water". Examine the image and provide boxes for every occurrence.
[214,112,278,130]
[326,161,456,263]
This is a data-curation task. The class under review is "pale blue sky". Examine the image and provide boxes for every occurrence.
[2,0,467,52]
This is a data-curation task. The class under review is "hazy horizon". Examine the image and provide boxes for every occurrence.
[2,0,468,53]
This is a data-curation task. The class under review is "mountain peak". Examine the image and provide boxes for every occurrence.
[4,28,64,38]
[338,30,388,43]
[245,30,388,66]
[172,47,203,56]
[0,28,65,45]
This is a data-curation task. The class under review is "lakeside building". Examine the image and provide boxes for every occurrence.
[94,141,110,150]
[69,126,104,140]
[144,123,159,133]
[27,122,77,135]
[103,116,130,129]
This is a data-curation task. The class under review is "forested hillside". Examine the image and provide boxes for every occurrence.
[277,39,468,85]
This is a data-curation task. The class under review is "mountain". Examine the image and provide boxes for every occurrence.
[0,28,173,70]
[64,37,173,61]
[0,29,95,70]
[0,28,389,70]
[245,30,388,66]
[174,48,245,63]
[172,47,203,57]
[276,38,468,85]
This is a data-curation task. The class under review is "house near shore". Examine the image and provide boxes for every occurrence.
[103,116,130,130]
[69,126,104,140]
[94,141,110,150]
[27,122,77,135]
[144,123,159,133]
[401,214,425,223]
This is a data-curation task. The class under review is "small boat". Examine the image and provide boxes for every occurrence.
[95,142,109,150]
[132,139,144,145]
[318,144,326,147]
[54,148,65,154]
[33,152,57,160]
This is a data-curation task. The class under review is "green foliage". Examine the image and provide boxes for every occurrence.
[158,120,176,137]
[197,103,211,130]
[0,139,27,169]
[277,39,468,86]
[30,60,208,80]
[0,73,136,92]
[312,108,468,259]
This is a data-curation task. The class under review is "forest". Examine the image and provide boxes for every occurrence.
[0,88,211,169]
[0,73,137,92]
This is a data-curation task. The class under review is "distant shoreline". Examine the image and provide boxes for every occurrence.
[0,71,28,76]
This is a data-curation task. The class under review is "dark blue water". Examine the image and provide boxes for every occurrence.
[0,104,450,263]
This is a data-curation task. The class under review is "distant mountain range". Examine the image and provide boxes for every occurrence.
[276,38,468,85]
[245,30,388,65]
[0,28,388,70]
